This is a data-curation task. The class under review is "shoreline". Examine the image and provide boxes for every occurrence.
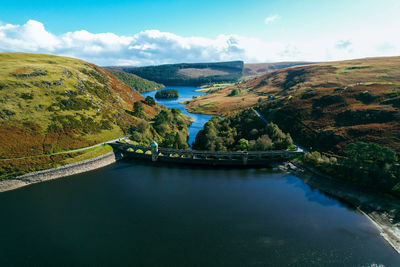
[282,161,400,254]
[0,151,125,193]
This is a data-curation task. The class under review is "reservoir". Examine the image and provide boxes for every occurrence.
[0,86,398,266]
[0,161,398,266]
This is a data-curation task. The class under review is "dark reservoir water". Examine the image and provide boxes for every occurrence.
[0,160,399,266]
[142,86,212,146]
[0,86,398,266]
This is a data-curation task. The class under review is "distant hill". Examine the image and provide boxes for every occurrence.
[105,69,164,92]
[186,57,400,154]
[243,62,314,77]
[0,53,161,178]
[109,61,244,86]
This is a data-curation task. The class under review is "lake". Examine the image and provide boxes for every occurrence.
[0,86,398,266]
[0,161,398,266]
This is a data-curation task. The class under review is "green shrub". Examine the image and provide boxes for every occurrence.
[145,96,156,106]
[133,101,144,117]
[228,88,240,96]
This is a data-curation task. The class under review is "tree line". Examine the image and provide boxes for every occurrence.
[302,142,400,196]
[193,109,294,151]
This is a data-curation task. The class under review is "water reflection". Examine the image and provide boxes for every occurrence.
[284,174,354,208]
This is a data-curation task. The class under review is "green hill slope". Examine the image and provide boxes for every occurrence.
[112,61,244,86]
[0,53,161,178]
[105,69,164,92]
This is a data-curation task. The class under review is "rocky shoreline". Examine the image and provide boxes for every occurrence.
[0,151,124,193]
[282,161,400,254]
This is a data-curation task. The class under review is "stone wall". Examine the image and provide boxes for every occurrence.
[0,151,125,193]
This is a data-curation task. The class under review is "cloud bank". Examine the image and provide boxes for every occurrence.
[0,20,399,66]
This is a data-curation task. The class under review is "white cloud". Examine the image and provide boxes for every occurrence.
[0,20,59,52]
[264,15,280,24]
[0,19,399,66]
[335,40,352,50]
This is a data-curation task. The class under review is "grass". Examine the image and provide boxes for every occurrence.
[196,83,235,93]
[84,125,124,144]
[376,73,391,79]
[192,102,219,113]
[0,52,159,178]
[62,145,113,165]
[363,81,393,86]
[177,68,230,78]
[0,53,120,130]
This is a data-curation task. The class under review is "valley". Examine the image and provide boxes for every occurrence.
[0,53,399,263]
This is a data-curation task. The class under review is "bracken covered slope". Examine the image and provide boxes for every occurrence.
[0,53,158,177]
[187,57,400,154]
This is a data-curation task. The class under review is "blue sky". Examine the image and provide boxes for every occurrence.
[0,0,399,65]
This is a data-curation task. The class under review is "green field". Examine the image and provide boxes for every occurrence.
[0,53,158,178]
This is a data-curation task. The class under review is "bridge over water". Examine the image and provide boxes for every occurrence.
[111,142,304,167]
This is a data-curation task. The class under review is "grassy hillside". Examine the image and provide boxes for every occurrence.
[105,69,164,92]
[0,53,164,178]
[243,62,314,77]
[112,61,244,86]
[186,57,400,155]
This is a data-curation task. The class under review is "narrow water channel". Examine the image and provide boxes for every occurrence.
[142,86,212,146]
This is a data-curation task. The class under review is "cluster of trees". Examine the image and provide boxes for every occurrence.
[303,142,400,196]
[155,89,179,99]
[130,108,189,149]
[131,97,157,118]
[106,69,164,93]
[193,109,294,151]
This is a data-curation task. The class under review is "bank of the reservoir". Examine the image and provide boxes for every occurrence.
[0,151,124,193]
[283,161,400,254]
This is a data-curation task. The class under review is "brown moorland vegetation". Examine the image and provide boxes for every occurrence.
[187,57,400,155]
[243,62,314,77]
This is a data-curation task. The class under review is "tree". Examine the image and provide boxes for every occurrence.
[345,142,397,168]
[255,135,273,151]
[144,96,156,106]
[236,138,249,151]
[135,119,149,133]
[228,88,240,96]
[133,101,144,117]
[154,110,169,125]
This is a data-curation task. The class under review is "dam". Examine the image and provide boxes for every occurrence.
[111,142,304,167]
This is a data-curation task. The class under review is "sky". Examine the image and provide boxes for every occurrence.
[0,0,399,66]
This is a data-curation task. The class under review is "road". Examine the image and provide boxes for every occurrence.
[0,136,129,161]
[251,108,307,153]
